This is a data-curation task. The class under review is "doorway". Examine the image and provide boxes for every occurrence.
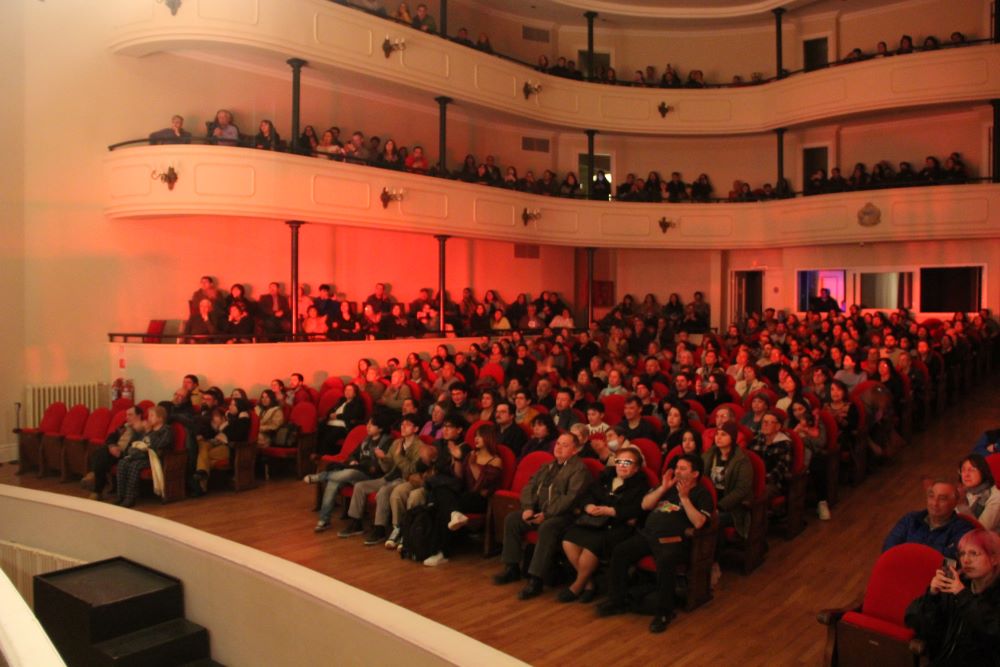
[577,50,611,78]
[803,38,829,72]
[733,271,764,321]
[577,153,612,198]
[803,146,829,181]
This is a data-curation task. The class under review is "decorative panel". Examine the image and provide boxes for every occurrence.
[891,59,989,92]
[536,209,579,234]
[313,14,374,56]
[600,96,652,121]
[537,86,580,114]
[197,0,259,24]
[193,163,256,197]
[108,165,153,198]
[679,216,734,237]
[600,214,650,237]
[891,197,990,227]
[400,45,450,78]
[312,175,371,209]
[399,188,449,218]
[473,199,517,228]
[474,65,518,97]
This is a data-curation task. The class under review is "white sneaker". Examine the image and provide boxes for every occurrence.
[817,501,831,521]
[448,511,469,531]
[423,552,448,567]
[303,474,320,484]
[384,526,401,549]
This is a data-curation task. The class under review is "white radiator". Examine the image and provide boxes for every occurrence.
[0,540,85,607]
[23,383,108,427]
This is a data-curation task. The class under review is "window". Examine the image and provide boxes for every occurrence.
[919,267,983,312]
[797,270,845,312]
[860,272,912,309]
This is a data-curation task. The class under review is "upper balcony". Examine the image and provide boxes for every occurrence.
[107,0,1000,136]
[106,144,1000,250]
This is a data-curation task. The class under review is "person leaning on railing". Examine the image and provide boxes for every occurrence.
[148,114,191,145]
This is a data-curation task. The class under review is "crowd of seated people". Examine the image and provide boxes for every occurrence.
[184,278,585,341]
[840,31,974,65]
[805,152,970,195]
[70,287,1000,638]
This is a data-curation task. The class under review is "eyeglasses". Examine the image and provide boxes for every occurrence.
[614,459,636,467]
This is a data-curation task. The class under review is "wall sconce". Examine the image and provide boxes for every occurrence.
[658,217,676,233]
[523,82,542,100]
[657,102,675,118]
[380,187,404,208]
[382,37,406,58]
[151,166,178,190]
[522,208,541,226]
[156,0,182,16]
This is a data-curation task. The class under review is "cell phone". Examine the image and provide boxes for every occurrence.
[941,557,957,578]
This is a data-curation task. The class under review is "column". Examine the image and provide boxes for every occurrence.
[586,247,596,326]
[287,58,307,154]
[435,96,452,175]
[993,101,1000,183]
[773,8,785,79]
[287,220,304,338]
[440,0,448,37]
[585,129,597,199]
[775,127,786,186]
[584,11,598,81]
[435,235,450,335]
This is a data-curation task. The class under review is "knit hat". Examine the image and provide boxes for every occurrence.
[720,422,740,443]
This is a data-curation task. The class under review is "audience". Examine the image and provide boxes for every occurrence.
[883,479,974,558]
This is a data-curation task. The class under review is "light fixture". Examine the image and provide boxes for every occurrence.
[658,102,675,118]
[523,81,542,100]
[156,0,182,16]
[380,187,404,208]
[658,217,676,233]
[522,208,541,226]
[382,37,406,58]
[151,166,178,190]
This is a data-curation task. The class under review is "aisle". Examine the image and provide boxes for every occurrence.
[3,382,996,666]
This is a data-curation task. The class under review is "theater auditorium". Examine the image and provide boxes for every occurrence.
[2,0,999,665]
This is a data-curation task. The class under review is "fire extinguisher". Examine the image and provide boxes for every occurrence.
[111,378,124,401]
[122,379,135,401]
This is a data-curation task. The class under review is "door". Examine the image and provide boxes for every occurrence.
[803,146,829,180]
[578,153,612,197]
[733,271,764,321]
[803,38,828,72]
[577,50,611,78]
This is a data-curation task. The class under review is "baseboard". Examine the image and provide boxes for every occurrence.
[0,441,17,464]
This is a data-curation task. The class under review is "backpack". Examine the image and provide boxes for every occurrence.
[272,422,300,448]
[399,505,437,562]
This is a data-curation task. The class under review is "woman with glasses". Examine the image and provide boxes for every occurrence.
[560,445,650,603]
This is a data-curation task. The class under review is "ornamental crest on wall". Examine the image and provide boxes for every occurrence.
[857,202,881,227]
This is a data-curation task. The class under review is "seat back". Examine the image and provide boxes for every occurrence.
[496,445,517,491]
[783,430,806,475]
[170,422,186,453]
[861,544,942,623]
[338,424,369,460]
[743,388,777,410]
[662,445,684,473]
[511,452,554,494]
[643,466,660,487]
[581,457,606,481]
[630,437,662,473]
[290,402,318,435]
[817,409,840,453]
[987,453,1000,488]
[744,450,767,501]
[479,362,505,387]
[465,419,492,445]
[699,475,719,509]
[711,402,746,422]
[602,394,627,426]
[640,415,663,438]
[38,402,68,434]
[137,400,155,416]
[319,376,345,398]
[404,380,423,403]
[60,404,90,437]
[110,397,134,416]
[105,409,128,437]
[359,391,374,419]
[81,407,112,443]
[248,409,260,443]
[316,391,341,424]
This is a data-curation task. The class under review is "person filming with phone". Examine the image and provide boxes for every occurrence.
[905,529,1000,665]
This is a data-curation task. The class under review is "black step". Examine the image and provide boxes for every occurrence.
[178,659,225,667]
[93,618,209,667]
[34,557,184,666]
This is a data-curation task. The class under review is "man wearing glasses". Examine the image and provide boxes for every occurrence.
[598,453,713,633]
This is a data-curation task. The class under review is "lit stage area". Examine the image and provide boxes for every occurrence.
[2,378,994,666]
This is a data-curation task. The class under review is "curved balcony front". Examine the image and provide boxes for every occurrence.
[107,0,1000,136]
[105,145,1000,250]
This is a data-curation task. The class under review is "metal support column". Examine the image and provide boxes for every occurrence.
[287,220,304,337]
[775,127,786,186]
[435,96,452,175]
[586,247,596,326]
[435,235,450,335]
[584,11,598,81]
[773,8,785,79]
[287,58,307,154]
[585,129,597,199]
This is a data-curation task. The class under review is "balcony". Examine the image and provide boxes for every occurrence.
[106,145,1000,249]
[107,0,1000,135]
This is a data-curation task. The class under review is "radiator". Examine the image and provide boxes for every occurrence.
[0,540,85,607]
[24,383,108,427]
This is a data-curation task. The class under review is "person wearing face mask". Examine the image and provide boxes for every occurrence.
[905,529,1000,665]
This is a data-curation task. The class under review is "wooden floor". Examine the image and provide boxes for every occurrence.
[3,381,997,667]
